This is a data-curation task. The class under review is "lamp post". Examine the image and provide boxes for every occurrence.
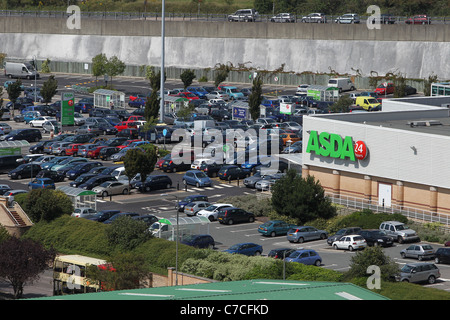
[159,0,165,123]
[161,193,179,285]
[32,55,37,103]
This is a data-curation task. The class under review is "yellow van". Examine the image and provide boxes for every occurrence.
[355,97,381,111]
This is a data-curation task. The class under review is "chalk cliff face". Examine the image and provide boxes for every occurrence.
[1,18,449,79]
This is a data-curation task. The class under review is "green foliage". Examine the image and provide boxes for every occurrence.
[91,53,108,81]
[105,55,126,87]
[16,189,73,223]
[330,95,354,113]
[345,246,400,281]
[41,75,58,104]
[180,69,196,90]
[214,63,231,88]
[423,73,438,96]
[105,215,152,251]
[248,74,263,120]
[271,170,337,224]
[122,143,158,182]
[221,194,272,217]
[41,58,51,73]
[6,80,22,104]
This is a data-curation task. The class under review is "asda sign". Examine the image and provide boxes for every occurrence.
[306,130,368,161]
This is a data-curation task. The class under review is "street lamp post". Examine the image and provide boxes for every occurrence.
[159,0,165,123]
[161,193,179,285]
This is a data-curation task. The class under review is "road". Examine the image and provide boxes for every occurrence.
[0,73,447,298]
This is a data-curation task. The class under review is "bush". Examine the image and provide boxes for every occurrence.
[221,194,272,217]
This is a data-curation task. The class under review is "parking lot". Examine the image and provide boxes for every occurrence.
[1,72,449,295]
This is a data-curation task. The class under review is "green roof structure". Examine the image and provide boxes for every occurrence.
[33,279,388,300]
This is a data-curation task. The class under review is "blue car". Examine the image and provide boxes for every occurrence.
[182,170,212,187]
[258,220,297,237]
[176,194,209,212]
[187,86,208,99]
[74,102,93,114]
[28,177,55,190]
[223,242,263,256]
[285,249,322,266]
[128,98,146,108]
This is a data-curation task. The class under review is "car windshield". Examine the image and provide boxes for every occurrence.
[100,181,112,188]
[289,251,301,258]
[395,224,408,231]
[422,245,433,250]
[195,172,207,178]
[228,244,241,250]
[401,265,414,273]
[204,205,217,211]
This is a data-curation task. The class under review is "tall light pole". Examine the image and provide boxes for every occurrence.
[161,193,179,286]
[159,0,165,123]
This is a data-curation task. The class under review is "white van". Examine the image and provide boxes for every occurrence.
[111,166,127,180]
[327,78,356,93]
[4,61,40,79]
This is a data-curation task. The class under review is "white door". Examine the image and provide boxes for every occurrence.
[378,183,392,207]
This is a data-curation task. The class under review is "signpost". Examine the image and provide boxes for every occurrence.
[61,92,75,127]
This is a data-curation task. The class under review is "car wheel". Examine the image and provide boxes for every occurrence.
[435,257,440,264]
[196,182,200,188]
[102,191,108,198]
[254,251,261,256]
[428,275,436,284]
[270,231,276,237]
[172,167,177,173]
[320,233,327,240]
[208,244,214,249]
[418,255,423,261]
[314,260,321,267]
[398,236,404,244]
[297,237,304,243]
[227,219,234,225]
[401,252,406,258]
[334,244,339,250]
[145,186,151,192]
[208,216,214,222]
[17,174,22,180]
[348,246,354,252]
[248,216,255,223]
[122,189,129,195]
[166,183,171,189]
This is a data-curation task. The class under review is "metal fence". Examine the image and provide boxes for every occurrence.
[0,10,449,24]
[326,193,450,227]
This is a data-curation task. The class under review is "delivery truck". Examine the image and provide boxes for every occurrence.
[4,61,40,80]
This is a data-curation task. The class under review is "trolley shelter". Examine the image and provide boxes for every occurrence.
[0,140,30,156]
[163,95,189,114]
[93,89,125,109]
[307,85,340,101]
[57,186,97,210]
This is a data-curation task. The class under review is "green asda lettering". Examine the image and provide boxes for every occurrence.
[306,130,356,161]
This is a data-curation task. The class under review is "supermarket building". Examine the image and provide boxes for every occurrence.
[301,96,450,225]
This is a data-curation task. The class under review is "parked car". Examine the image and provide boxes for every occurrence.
[78,174,117,190]
[405,85,417,95]
[103,212,139,224]
[87,210,121,222]
[8,163,41,180]
[0,123,12,134]
[182,170,212,188]
[287,226,328,243]
[132,214,159,226]
[29,116,56,128]
[327,227,362,245]
[35,169,65,182]
[4,189,28,204]
[218,165,249,181]
[28,177,55,190]
[76,124,102,135]
[285,249,322,266]
[357,229,394,247]
[176,194,208,212]
[184,201,212,217]
[217,207,255,225]
[258,220,296,237]
[196,203,233,222]
[335,13,360,23]
[434,247,450,264]
[98,147,120,161]
[68,173,97,188]
[199,162,223,178]
[66,161,103,180]
[92,181,130,197]
[379,221,420,243]
[71,207,97,218]
[374,82,395,95]
[135,175,172,192]
[332,235,367,251]
[301,12,326,23]
[1,128,42,142]
[267,248,296,260]
[224,242,262,256]
[400,244,435,261]
[282,141,302,154]
[181,234,215,249]
[395,263,440,284]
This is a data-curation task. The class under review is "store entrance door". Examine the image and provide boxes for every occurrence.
[378,183,392,208]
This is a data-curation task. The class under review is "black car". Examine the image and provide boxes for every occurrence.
[78,174,117,190]
[29,140,51,154]
[435,248,450,264]
[358,229,394,247]
[101,137,128,147]
[88,210,121,222]
[8,163,41,180]
[217,207,255,225]
[200,162,223,178]
[35,168,65,182]
[161,158,191,173]
[327,227,362,245]
[66,162,103,180]
[63,133,95,144]
[176,194,209,212]
[253,160,289,175]
[268,248,296,259]
[0,155,22,173]
[116,128,139,139]
[218,165,249,181]
[103,212,140,224]
[405,85,417,95]
[2,128,42,142]
[99,147,120,161]
[132,214,159,226]
[181,234,215,249]
[135,175,172,192]
[69,173,97,188]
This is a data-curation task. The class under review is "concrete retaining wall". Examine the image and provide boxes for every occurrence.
[1,17,449,81]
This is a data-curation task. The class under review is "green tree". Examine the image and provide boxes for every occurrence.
[122,144,158,184]
[41,75,58,105]
[271,169,336,224]
[248,74,263,120]
[105,215,152,251]
[214,63,231,88]
[6,80,22,113]
[91,53,108,82]
[105,55,126,88]
[144,66,163,123]
[329,95,354,113]
[16,189,74,223]
[0,237,56,299]
[180,69,196,90]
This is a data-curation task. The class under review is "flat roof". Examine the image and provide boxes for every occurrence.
[362,116,450,137]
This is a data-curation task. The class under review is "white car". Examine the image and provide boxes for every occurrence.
[191,158,215,170]
[29,116,56,127]
[332,235,367,251]
[206,91,230,101]
[71,207,97,218]
[196,203,233,221]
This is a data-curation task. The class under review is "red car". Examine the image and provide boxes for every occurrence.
[405,15,431,24]
[374,83,395,95]
[64,143,84,156]
[116,139,141,150]
[172,92,199,101]
[114,120,138,132]
[127,115,144,122]
[87,145,107,159]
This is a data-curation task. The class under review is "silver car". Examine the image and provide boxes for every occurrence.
[287,226,328,243]
[184,201,212,217]
[206,91,230,101]
[396,262,440,284]
[400,244,435,261]
[92,181,130,197]
[0,122,12,134]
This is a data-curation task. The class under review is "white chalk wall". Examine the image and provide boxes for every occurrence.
[2,33,450,79]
